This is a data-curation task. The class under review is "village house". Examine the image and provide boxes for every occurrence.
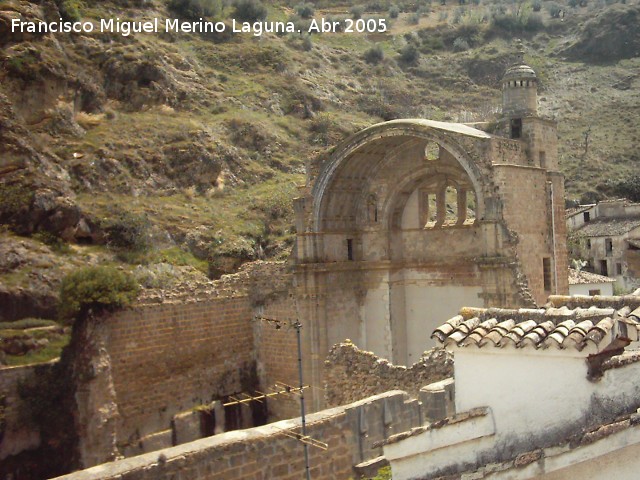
[568,267,616,296]
[567,200,640,290]
[384,293,640,480]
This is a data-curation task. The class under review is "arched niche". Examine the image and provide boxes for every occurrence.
[311,120,487,234]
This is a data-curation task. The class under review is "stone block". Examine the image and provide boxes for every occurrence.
[139,429,173,453]
[172,410,202,445]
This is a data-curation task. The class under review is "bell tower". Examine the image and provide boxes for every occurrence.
[502,39,538,121]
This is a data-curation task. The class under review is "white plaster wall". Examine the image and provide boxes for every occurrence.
[403,279,482,363]
[454,349,640,444]
[362,281,393,360]
[569,282,614,296]
[534,441,640,480]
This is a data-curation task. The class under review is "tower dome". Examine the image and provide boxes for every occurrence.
[502,40,538,117]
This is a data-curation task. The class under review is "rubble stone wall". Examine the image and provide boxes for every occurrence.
[324,341,453,407]
[0,363,50,460]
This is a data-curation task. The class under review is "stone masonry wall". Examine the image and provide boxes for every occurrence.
[324,341,453,407]
[0,363,50,461]
[53,390,422,480]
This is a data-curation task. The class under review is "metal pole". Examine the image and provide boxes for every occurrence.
[295,321,311,480]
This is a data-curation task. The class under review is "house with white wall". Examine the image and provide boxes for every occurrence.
[383,293,640,480]
[567,199,640,290]
[568,267,615,296]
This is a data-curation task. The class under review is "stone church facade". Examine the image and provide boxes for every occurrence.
[293,44,568,409]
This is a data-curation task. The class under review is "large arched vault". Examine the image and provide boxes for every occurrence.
[294,105,567,413]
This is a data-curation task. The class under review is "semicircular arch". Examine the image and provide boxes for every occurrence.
[311,121,486,232]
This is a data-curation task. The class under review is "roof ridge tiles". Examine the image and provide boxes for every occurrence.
[434,295,640,352]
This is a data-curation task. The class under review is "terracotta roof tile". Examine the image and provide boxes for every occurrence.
[577,216,640,237]
[432,294,640,352]
[569,268,616,285]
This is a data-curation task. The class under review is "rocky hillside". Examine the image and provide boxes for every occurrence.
[1,0,639,320]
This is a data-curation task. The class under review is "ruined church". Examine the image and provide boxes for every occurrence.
[2,45,572,479]
[294,43,568,409]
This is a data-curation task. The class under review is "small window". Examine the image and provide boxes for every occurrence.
[588,289,601,296]
[543,258,552,292]
[616,263,622,275]
[347,238,354,261]
[539,151,546,168]
[583,211,590,222]
[600,260,608,277]
[511,118,522,139]
[605,238,613,255]
[586,239,591,249]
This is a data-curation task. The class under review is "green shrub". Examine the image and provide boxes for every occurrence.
[168,0,222,19]
[301,35,313,51]
[609,175,640,202]
[453,37,470,51]
[389,4,400,17]
[56,0,82,22]
[364,45,385,64]
[33,231,72,254]
[295,2,315,18]
[532,0,542,11]
[546,1,562,18]
[0,182,33,220]
[233,0,268,22]
[102,211,151,252]
[398,44,419,64]
[350,5,365,18]
[58,266,139,320]
[407,12,420,24]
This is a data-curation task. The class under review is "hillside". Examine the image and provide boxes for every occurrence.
[1,0,639,323]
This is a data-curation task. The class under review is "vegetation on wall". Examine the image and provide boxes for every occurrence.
[58,266,139,321]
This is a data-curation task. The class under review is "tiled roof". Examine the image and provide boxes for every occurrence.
[568,268,616,285]
[431,295,640,351]
[577,216,640,237]
[566,205,595,218]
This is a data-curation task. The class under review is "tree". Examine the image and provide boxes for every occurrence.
[59,266,139,321]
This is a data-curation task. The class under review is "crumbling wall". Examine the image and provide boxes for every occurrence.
[65,261,304,465]
[0,363,44,460]
[324,341,453,407]
[52,390,422,480]
[106,296,255,454]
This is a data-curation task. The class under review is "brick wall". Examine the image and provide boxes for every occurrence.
[254,293,301,421]
[53,390,422,480]
[107,296,256,448]
[324,341,453,407]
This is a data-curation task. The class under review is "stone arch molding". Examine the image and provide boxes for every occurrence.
[311,119,487,232]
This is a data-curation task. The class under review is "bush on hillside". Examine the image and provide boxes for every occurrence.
[102,211,151,252]
[56,0,82,22]
[168,0,222,19]
[295,2,315,18]
[58,266,139,321]
[364,45,385,64]
[398,44,419,64]
[233,0,268,22]
[609,175,640,202]
[351,5,365,18]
